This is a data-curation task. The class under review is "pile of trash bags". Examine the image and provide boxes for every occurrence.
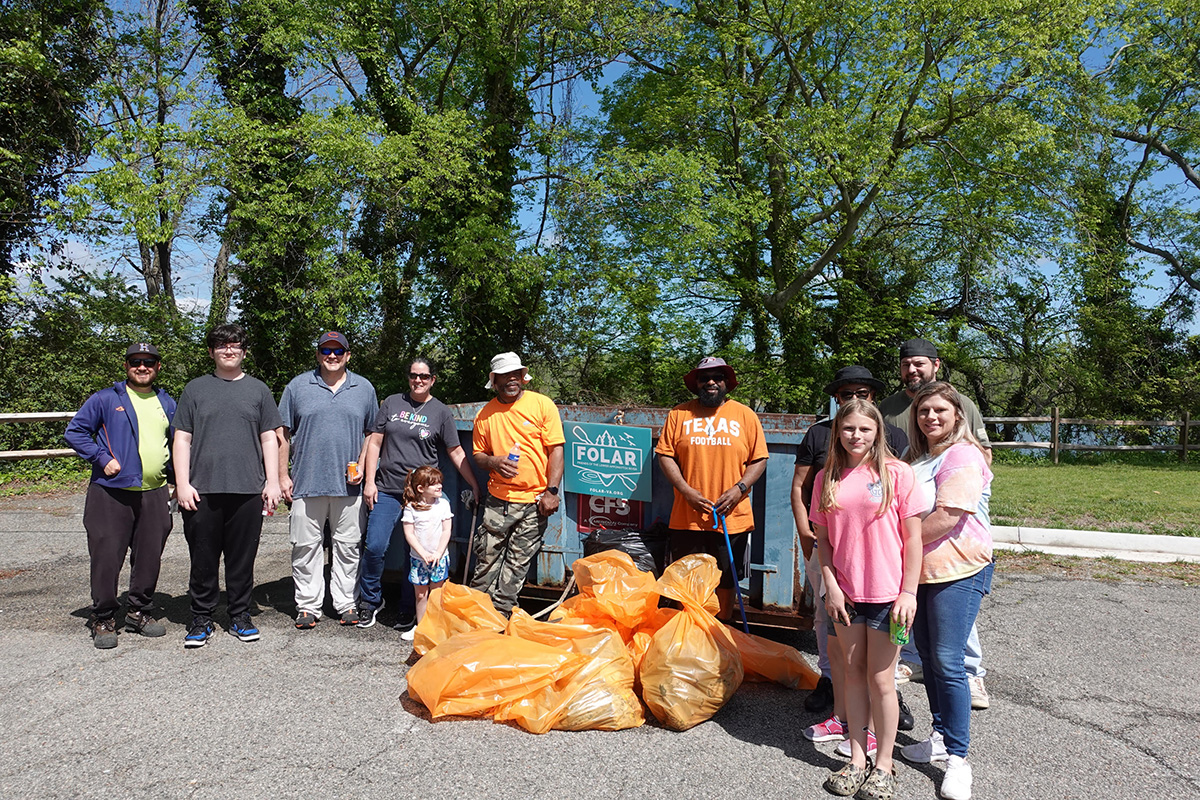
[406,551,819,733]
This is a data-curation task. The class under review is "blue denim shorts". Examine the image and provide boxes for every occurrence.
[409,552,450,585]
[825,600,894,638]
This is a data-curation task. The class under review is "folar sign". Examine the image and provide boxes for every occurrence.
[563,422,652,502]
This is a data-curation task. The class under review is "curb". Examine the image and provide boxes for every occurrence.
[993,525,1200,564]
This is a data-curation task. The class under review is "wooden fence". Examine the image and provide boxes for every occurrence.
[985,409,1196,463]
[3,409,1199,463]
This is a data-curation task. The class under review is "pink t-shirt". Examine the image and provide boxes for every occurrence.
[810,459,921,603]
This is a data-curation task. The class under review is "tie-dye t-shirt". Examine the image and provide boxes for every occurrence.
[910,442,993,584]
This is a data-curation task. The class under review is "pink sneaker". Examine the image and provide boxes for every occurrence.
[836,728,878,758]
[803,715,848,742]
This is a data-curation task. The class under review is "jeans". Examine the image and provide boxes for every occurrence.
[912,562,994,758]
[358,491,414,617]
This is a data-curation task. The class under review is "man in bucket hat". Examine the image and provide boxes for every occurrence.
[655,356,768,618]
[790,365,914,738]
[469,352,565,615]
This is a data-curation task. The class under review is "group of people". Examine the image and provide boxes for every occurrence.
[66,328,993,800]
[787,340,994,800]
[65,329,564,651]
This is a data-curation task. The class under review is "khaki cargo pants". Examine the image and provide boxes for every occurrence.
[469,494,547,614]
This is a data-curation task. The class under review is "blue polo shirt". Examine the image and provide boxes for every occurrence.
[279,369,379,498]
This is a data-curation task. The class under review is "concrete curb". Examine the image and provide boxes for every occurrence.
[992,525,1200,563]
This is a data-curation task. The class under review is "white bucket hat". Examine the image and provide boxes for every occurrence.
[485,351,532,389]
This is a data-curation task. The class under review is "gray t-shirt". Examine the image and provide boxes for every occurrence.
[879,387,991,447]
[373,394,460,493]
[279,369,378,498]
[175,373,284,494]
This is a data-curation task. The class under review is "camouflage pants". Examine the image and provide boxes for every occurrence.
[469,494,547,614]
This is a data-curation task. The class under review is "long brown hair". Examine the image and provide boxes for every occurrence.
[904,382,984,461]
[817,398,897,515]
[403,465,443,510]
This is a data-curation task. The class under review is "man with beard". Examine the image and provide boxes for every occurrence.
[878,338,993,710]
[66,343,176,649]
[879,338,992,465]
[655,356,768,618]
[469,352,564,615]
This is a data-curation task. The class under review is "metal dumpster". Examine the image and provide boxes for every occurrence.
[386,403,818,628]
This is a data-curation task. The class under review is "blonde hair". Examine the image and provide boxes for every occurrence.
[904,382,984,461]
[403,465,443,510]
[817,398,897,515]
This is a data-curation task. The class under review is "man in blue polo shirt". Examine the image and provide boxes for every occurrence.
[65,342,176,649]
[278,332,378,628]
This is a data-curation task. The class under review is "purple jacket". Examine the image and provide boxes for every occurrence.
[64,381,177,489]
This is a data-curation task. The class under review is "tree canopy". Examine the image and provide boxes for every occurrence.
[3,0,1198,428]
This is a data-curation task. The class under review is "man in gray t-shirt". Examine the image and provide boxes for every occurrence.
[173,323,283,648]
[278,331,378,628]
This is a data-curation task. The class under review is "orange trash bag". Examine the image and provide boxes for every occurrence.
[406,628,583,718]
[412,582,507,656]
[638,554,744,730]
[494,610,644,733]
[728,626,819,690]
[554,550,659,639]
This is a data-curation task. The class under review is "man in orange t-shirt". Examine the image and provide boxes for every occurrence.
[470,352,565,614]
[655,356,768,615]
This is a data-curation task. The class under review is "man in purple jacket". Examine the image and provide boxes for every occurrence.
[65,343,176,649]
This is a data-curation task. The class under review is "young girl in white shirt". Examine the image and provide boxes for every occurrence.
[400,466,453,641]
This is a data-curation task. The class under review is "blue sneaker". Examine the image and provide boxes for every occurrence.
[230,613,260,642]
[184,617,215,649]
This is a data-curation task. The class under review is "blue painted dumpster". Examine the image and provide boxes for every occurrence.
[386,403,819,628]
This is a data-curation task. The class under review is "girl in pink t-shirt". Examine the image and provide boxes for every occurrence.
[809,399,923,798]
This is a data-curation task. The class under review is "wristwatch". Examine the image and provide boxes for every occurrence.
[547,486,560,496]
[736,481,748,494]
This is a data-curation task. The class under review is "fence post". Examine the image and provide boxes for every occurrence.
[1051,406,1060,464]
[1182,411,1190,463]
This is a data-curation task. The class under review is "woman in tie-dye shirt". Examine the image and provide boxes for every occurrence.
[899,382,994,800]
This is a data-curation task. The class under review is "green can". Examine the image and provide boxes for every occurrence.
[889,617,910,646]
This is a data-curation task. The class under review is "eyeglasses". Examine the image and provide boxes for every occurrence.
[837,389,873,401]
[214,343,244,352]
[409,372,434,381]
[126,358,159,368]
[696,372,726,384]
[319,347,346,356]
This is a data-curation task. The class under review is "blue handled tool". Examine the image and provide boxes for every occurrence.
[712,510,750,633]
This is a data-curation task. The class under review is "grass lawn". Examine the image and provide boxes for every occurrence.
[991,457,1200,537]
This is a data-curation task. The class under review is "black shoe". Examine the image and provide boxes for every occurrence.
[897,689,915,731]
[804,675,834,712]
[393,613,416,633]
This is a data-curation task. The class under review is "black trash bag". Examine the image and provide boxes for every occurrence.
[582,528,660,576]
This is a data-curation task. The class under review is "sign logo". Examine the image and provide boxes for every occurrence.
[564,422,651,501]
[576,494,644,532]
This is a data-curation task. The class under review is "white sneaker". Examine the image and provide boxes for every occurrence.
[940,754,972,800]
[968,675,990,709]
[400,627,416,641]
[895,660,922,684]
[900,730,948,763]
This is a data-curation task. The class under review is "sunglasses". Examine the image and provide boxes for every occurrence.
[409,372,434,381]
[127,358,160,368]
[837,389,873,400]
[319,347,346,356]
[696,372,727,384]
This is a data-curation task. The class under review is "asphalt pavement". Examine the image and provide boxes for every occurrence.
[1,492,1197,800]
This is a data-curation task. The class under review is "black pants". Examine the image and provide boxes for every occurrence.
[182,493,262,619]
[83,483,172,619]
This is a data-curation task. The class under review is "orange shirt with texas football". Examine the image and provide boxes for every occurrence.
[655,398,768,532]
